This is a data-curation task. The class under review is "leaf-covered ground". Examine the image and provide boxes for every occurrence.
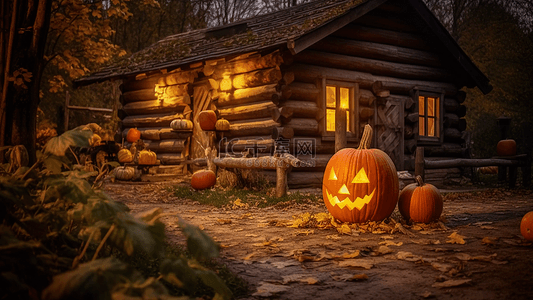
[103,182,533,300]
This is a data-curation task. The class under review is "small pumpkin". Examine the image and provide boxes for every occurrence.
[398,175,443,223]
[126,128,141,143]
[322,124,399,223]
[117,148,133,163]
[170,118,193,131]
[115,166,135,181]
[137,150,157,165]
[496,139,517,156]
[215,118,230,131]
[191,169,216,190]
[198,110,217,131]
[520,211,533,241]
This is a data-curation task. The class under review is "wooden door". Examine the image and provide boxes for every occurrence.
[374,97,404,170]
[190,84,214,172]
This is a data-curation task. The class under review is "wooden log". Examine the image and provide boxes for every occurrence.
[404,124,415,139]
[218,101,279,121]
[280,71,295,85]
[295,50,453,81]
[122,77,158,92]
[403,95,415,110]
[425,158,521,169]
[444,98,459,112]
[360,107,375,121]
[122,95,190,115]
[217,84,280,107]
[276,165,289,197]
[288,63,458,95]
[424,143,466,157]
[311,36,443,67]
[122,89,158,104]
[213,51,283,78]
[444,113,459,128]
[281,84,292,100]
[122,127,192,141]
[272,127,295,140]
[124,139,186,153]
[288,82,319,102]
[360,89,376,107]
[285,118,319,136]
[354,11,420,33]
[405,138,417,154]
[333,24,432,51]
[228,67,282,90]
[291,154,333,172]
[415,147,425,181]
[444,128,462,141]
[405,112,418,123]
[155,84,188,98]
[158,70,196,86]
[227,118,281,137]
[219,136,274,154]
[213,154,302,169]
[122,112,184,128]
[279,100,320,119]
[157,153,185,165]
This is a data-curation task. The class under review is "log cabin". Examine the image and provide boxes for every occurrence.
[76,0,492,187]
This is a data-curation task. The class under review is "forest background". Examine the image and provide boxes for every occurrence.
[1,0,533,164]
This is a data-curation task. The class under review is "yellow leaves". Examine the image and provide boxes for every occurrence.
[337,259,374,269]
[446,231,466,244]
[336,224,352,235]
[8,68,33,89]
[332,273,369,282]
[49,75,67,93]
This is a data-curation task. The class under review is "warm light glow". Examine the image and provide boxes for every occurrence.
[326,109,336,131]
[329,167,338,180]
[352,168,370,183]
[338,184,350,195]
[326,85,351,132]
[419,95,440,137]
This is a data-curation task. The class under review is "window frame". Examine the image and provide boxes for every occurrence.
[320,79,359,142]
[414,89,444,145]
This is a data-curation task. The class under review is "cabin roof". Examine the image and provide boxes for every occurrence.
[75,0,491,94]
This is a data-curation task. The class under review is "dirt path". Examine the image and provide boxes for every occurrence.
[102,182,533,300]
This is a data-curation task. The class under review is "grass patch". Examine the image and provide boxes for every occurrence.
[171,185,322,208]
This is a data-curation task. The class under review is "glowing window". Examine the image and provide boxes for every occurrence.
[418,95,440,138]
[326,85,351,132]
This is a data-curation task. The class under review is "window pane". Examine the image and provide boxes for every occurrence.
[326,86,336,108]
[419,96,425,115]
[436,97,440,135]
[419,116,425,136]
[340,88,349,109]
[428,97,435,117]
[327,109,335,131]
[346,111,350,131]
[428,118,435,136]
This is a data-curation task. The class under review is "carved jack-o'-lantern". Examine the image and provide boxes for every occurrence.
[322,125,399,223]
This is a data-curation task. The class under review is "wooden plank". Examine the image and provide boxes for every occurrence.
[122,112,184,127]
[218,100,279,121]
[122,96,190,115]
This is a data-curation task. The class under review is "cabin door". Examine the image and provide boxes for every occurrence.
[190,83,215,173]
[375,97,404,170]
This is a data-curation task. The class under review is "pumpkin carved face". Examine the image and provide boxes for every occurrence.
[322,125,399,223]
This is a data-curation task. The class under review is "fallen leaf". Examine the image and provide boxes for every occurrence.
[373,245,394,255]
[326,235,341,240]
[243,252,257,260]
[481,237,499,245]
[217,219,232,225]
[341,250,361,259]
[337,259,374,269]
[252,282,289,297]
[421,291,434,298]
[431,262,454,273]
[455,253,472,261]
[332,273,369,281]
[271,261,300,268]
[282,274,319,285]
[432,279,472,288]
[245,234,258,237]
[396,251,423,262]
[446,232,466,244]
[296,229,314,236]
[471,253,497,262]
[337,224,352,235]
[379,241,403,247]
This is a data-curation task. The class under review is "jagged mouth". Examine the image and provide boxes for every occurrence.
[325,188,375,210]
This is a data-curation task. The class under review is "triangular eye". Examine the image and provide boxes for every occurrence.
[338,184,350,195]
[352,168,370,183]
[329,167,338,180]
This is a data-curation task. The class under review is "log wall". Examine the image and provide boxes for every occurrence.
[119,68,200,165]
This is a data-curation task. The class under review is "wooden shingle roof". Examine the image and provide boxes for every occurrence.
[76,0,491,94]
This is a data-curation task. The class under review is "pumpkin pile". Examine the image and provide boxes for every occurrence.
[322,124,399,223]
[398,175,443,223]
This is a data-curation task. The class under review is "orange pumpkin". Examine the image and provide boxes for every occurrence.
[398,175,443,223]
[198,110,217,131]
[126,128,141,143]
[496,139,517,156]
[191,169,216,190]
[137,150,157,165]
[520,211,533,241]
[322,125,399,223]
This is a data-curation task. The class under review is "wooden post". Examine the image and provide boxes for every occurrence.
[276,165,289,197]
[415,147,425,181]
[335,107,347,152]
[64,91,70,132]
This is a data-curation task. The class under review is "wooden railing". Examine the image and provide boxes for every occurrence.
[415,147,531,188]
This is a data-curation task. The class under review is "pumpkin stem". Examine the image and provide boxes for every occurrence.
[415,175,424,186]
[357,124,373,150]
